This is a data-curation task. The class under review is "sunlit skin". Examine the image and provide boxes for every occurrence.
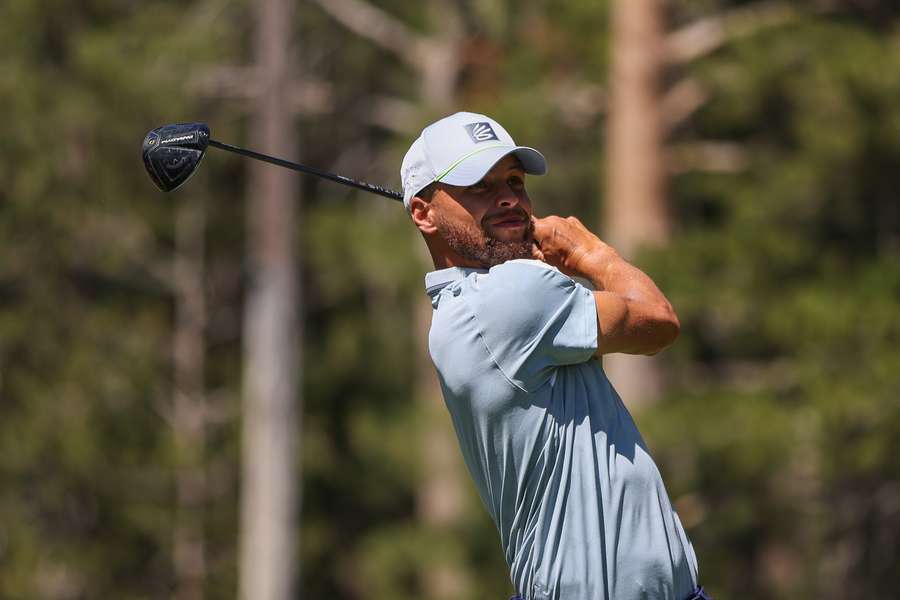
[410,155,533,269]
[410,154,681,356]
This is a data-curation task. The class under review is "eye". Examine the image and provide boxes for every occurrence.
[507,176,524,189]
[467,180,488,192]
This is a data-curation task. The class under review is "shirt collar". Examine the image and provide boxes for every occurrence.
[424,266,487,297]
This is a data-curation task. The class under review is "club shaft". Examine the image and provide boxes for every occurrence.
[208,139,402,201]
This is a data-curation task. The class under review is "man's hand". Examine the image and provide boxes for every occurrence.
[531,215,680,356]
[532,215,613,280]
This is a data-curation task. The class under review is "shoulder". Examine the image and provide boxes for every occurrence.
[465,259,589,330]
[462,259,598,389]
[478,259,578,294]
[467,259,585,312]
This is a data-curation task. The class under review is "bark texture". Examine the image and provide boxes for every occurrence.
[239,0,300,598]
[603,0,669,407]
[173,189,207,600]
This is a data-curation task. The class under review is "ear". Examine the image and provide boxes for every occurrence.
[410,196,438,234]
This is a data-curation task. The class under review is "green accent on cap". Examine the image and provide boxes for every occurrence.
[434,144,512,182]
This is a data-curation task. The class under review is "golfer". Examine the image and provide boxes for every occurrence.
[401,112,709,600]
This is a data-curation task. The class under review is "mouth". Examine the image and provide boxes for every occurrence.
[486,212,530,230]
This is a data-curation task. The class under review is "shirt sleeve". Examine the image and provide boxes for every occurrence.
[467,259,598,392]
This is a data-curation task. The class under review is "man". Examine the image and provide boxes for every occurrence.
[401,112,707,600]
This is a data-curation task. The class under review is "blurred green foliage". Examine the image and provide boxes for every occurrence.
[642,9,900,599]
[0,1,898,599]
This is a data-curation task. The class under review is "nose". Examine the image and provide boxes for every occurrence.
[496,183,520,209]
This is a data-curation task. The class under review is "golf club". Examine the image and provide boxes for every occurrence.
[141,122,403,201]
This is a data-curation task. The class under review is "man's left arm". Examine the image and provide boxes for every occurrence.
[532,215,680,356]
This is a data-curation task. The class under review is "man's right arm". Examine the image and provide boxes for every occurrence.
[532,216,680,356]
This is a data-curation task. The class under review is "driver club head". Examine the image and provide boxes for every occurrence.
[142,122,210,192]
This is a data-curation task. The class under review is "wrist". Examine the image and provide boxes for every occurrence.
[573,242,619,288]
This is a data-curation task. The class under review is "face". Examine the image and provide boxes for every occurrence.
[413,155,534,268]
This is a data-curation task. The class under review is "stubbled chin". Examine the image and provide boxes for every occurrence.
[486,226,530,243]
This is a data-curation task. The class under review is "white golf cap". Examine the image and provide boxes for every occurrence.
[400,111,547,209]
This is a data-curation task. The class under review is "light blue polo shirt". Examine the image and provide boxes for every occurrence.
[425,259,698,600]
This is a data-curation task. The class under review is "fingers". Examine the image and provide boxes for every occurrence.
[531,215,564,243]
[531,214,605,277]
[533,214,594,243]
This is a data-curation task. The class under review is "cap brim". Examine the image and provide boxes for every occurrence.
[438,146,547,187]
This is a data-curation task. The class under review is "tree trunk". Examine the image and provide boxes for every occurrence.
[173,188,207,600]
[603,0,669,408]
[239,0,299,598]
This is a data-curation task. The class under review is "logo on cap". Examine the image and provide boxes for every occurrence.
[465,122,500,143]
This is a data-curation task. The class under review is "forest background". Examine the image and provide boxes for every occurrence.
[1,1,899,599]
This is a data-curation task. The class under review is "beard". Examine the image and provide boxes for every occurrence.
[434,213,534,268]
